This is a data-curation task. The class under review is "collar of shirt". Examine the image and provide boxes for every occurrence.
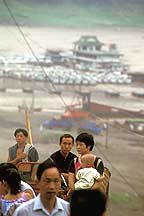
[33,194,65,213]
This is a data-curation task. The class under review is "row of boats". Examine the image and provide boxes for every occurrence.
[0,35,131,85]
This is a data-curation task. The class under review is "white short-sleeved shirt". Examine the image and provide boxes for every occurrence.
[13,194,70,216]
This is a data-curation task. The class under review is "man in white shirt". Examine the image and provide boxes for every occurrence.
[13,158,69,216]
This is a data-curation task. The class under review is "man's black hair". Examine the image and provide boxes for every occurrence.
[14,128,28,137]
[59,133,74,145]
[70,189,106,216]
[36,158,61,181]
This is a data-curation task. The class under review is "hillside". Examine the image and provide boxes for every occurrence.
[0,0,144,27]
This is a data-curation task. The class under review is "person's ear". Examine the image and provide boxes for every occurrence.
[2,180,6,185]
[2,180,8,189]
[35,179,39,186]
[87,146,91,151]
[35,179,40,190]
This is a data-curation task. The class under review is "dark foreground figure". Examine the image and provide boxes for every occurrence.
[70,189,106,216]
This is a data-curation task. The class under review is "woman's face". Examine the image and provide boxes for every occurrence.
[76,141,90,155]
[15,132,27,145]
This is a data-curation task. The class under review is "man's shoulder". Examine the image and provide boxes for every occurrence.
[57,196,69,203]
[69,152,77,159]
[57,196,70,209]
[70,152,77,156]
[9,144,17,151]
[50,150,60,158]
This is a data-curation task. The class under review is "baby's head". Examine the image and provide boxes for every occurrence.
[81,154,95,168]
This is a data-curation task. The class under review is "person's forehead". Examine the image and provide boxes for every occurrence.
[62,137,73,143]
[16,132,25,136]
[42,167,60,178]
[76,141,86,145]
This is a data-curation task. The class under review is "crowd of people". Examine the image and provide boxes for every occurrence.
[0,128,111,216]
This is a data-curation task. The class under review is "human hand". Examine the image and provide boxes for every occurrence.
[17,152,26,160]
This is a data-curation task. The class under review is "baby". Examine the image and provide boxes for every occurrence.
[75,154,104,190]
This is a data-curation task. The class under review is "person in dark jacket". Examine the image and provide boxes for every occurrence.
[50,133,76,188]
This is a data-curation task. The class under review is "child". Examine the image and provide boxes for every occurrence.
[75,154,104,190]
